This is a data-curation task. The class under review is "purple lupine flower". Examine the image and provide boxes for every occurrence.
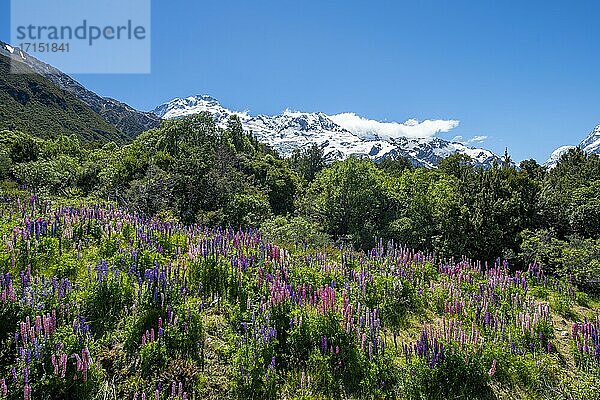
[321,336,328,353]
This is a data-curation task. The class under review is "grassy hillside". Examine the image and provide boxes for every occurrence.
[0,54,127,143]
[0,194,597,399]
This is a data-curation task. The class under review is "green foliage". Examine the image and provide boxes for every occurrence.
[520,229,600,292]
[398,348,493,400]
[438,153,474,178]
[377,155,414,176]
[289,144,326,182]
[298,157,390,249]
[82,274,135,338]
[96,114,295,225]
[519,159,546,181]
[140,341,168,378]
[0,54,124,143]
[385,168,462,253]
[245,154,301,215]
[260,215,331,248]
[540,148,600,238]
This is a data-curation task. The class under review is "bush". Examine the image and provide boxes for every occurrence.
[260,215,331,248]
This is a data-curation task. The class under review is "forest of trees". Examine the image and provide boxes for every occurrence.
[1,113,599,291]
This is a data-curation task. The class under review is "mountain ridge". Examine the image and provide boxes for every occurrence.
[0,41,161,138]
[0,51,127,142]
[153,95,501,168]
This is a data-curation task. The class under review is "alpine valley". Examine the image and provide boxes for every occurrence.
[1,12,600,399]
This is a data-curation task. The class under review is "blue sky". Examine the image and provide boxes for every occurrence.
[2,0,599,162]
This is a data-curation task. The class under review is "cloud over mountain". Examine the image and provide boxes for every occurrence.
[328,112,460,140]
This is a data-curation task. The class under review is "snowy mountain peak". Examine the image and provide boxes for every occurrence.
[581,125,600,154]
[546,124,600,168]
[152,95,500,168]
[1,41,26,60]
[545,146,577,168]
[152,95,248,122]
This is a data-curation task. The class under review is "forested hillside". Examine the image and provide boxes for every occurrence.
[0,55,127,143]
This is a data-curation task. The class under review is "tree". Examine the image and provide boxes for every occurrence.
[501,148,512,168]
[289,144,326,182]
[385,168,462,253]
[246,154,302,215]
[438,153,473,178]
[520,229,600,292]
[441,162,540,263]
[539,148,600,238]
[377,156,413,176]
[227,115,247,152]
[519,159,546,181]
[298,157,389,249]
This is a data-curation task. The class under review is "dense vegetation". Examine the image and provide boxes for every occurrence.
[1,113,599,290]
[0,114,599,398]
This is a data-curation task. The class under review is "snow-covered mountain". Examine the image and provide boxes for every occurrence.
[545,146,576,168]
[153,95,500,168]
[581,125,600,154]
[545,125,600,168]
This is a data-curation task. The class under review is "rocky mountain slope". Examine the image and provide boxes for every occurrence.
[0,41,160,138]
[0,51,125,142]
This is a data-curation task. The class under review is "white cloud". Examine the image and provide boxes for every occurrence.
[329,112,460,140]
[469,135,487,143]
[452,135,488,145]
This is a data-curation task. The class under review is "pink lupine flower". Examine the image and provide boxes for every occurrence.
[52,354,58,375]
[23,384,31,400]
[60,353,67,378]
[488,359,497,377]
